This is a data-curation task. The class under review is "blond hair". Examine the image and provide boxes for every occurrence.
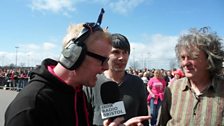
[62,23,111,50]
[62,23,84,48]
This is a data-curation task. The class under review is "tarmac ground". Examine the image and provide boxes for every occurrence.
[0,89,18,126]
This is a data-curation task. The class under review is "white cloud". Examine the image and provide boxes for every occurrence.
[148,34,177,59]
[0,42,60,67]
[0,34,179,69]
[128,34,178,69]
[0,34,180,69]
[25,43,40,50]
[30,0,75,13]
[43,42,56,50]
[109,0,145,14]
[29,0,148,15]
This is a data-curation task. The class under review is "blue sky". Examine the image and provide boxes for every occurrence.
[0,0,223,69]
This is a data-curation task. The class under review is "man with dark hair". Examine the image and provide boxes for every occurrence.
[84,33,149,126]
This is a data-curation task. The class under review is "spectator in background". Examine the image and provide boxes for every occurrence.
[169,69,183,84]
[16,69,29,91]
[164,70,174,86]
[158,27,224,125]
[141,71,150,85]
[0,68,6,87]
[147,69,166,126]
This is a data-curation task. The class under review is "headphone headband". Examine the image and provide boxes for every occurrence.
[59,8,106,70]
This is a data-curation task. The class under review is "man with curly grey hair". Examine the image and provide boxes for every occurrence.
[158,27,224,126]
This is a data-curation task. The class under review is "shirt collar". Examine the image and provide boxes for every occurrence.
[181,77,216,93]
[181,77,190,91]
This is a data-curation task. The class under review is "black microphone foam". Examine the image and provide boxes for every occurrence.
[100,81,120,104]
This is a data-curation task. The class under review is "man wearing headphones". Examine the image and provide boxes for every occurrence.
[5,9,150,126]
[4,18,113,126]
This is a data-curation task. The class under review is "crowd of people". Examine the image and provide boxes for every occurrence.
[3,8,224,126]
[0,67,33,91]
[0,66,181,92]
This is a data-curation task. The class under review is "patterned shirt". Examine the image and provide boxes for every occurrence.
[158,76,224,126]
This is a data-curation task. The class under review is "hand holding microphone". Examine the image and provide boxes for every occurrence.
[103,116,151,126]
[100,81,126,120]
[100,81,151,126]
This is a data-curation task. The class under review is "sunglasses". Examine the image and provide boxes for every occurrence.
[86,51,109,66]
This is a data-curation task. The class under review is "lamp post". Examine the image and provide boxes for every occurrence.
[15,46,19,67]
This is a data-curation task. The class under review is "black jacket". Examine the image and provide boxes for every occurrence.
[5,59,91,126]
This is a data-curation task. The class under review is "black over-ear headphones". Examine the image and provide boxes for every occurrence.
[59,8,105,70]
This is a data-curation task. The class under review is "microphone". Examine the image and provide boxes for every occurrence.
[100,81,126,120]
[96,8,105,25]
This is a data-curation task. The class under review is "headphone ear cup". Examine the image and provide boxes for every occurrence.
[59,41,87,70]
